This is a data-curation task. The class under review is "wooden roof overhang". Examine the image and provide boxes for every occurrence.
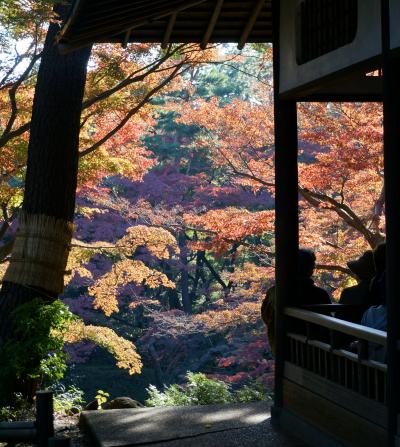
[58,0,273,53]
[58,0,392,102]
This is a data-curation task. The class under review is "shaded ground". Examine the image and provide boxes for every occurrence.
[63,349,158,403]
[80,401,307,447]
[0,414,83,447]
[1,402,306,447]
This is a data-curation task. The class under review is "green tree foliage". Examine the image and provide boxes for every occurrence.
[145,372,269,407]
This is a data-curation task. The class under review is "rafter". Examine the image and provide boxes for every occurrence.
[238,0,266,50]
[200,0,224,49]
[58,0,274,52]
[122,28,132,48]
[59,0,208,50]
[161,12,177,49]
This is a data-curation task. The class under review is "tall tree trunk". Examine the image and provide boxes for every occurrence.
[179,232,192,314]
[0,4,91,400]
[189,250,204,304]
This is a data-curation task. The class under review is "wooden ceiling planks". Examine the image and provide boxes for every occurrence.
[58,0,273,52]
[58,0,209,50]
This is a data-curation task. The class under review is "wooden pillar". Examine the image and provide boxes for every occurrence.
[381,2,400,446]
[272,0,299,415]
[36,391,54,447]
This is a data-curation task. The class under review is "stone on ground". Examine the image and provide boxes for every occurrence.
[80,401,306,446]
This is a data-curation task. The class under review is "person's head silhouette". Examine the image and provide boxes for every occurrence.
[373,242,386,275]
[298,249,316,279]
[347,250,375,281]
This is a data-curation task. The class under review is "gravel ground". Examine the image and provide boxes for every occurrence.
[54,413,85,446]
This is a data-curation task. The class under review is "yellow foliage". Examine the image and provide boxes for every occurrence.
[76,207,109,217]
[63,320,142,375]
[0,261,9,282]
[116,225,179,258]
[64,242,99,286]
[64,227,178,315]
[194,302,260,331]
[89,259,175,316]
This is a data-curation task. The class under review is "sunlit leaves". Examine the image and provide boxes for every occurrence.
[75,226,179,316]
[116,225,179,259]
[185,207,274,255]
[89,259,175,316]
[64,320,142,375]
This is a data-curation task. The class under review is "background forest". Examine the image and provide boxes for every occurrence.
[0,2,384,405]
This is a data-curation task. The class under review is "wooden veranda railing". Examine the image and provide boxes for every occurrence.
[281,306,391,447]
[285,307,387,403]
[0,391,70,446]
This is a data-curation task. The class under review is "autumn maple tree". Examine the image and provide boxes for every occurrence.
[0,0,217,398]
[0,7,385,403]
[62,52,385,392]
[177,60,384,291]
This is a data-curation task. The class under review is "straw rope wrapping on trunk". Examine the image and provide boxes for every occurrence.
[3,213,73,295]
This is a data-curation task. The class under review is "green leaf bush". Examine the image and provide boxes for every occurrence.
[146,372,270,407]
[52,385,85,415]
[0,299,76,391]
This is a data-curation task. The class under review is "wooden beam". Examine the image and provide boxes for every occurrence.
[238,0,265,50]
[200,0,224,49]
[272,0,299,416]
[121,27,132,48]
[381,1,400,447]
[298,76,383,102]
[285,307,387,346]
[161,12,177,49]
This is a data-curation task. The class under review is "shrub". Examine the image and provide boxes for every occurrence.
[0,405,18,422]
[0,299,76,390]
[95,390,110,409]
[233,382,270,403]
[52,384,85,415]
[146,372,269,407]
[0,393,34,422]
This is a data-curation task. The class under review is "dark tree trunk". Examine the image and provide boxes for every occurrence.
[189,250,204,304]
[168,289,182,310]
[179,232,192,314]
[0,4,91,400]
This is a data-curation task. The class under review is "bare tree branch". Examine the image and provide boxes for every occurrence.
[0,120,30,148]
[81,46,184,110]
[79,63,187,158]
[315,263,354,277]
[300,188,383,248]
[370,184,385,232]
[1,52,42,138]
[0,45,197,151]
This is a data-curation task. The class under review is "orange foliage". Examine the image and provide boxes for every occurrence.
[184,207,274,254]
[116,225,179,259]
[89,259,175,316]
[63,320,142,374]
[177,95,275,193]
[179,85,384,289]
[84,226,178,316]
[194,302,261,331]
[223,262,274,300]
